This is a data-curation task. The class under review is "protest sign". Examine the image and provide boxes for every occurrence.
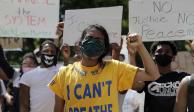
[129,0,194,41]
[0,0,59,38]
[63,6,123,45]
[0,37,22,51]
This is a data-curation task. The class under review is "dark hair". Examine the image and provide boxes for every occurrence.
[150,41,177,56]
[22,52,39,66]
[20,52,39,74]
[79,24,110,61]
[39,40,59,56]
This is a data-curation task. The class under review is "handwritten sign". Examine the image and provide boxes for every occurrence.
[0,37,22,51]
[0,0,59,38]
[129,0,194,41]
[63,6,123,45]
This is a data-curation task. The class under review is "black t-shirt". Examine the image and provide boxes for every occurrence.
[142,71,189,112]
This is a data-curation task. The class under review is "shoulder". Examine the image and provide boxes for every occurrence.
[167,71,190,79]
[105,59,120,64]
[178,71,191,76]
[105,59,132,67]
[56,63,75,77]
[59,63,74,71]
[21,67,39,78]
[180,76,191,86]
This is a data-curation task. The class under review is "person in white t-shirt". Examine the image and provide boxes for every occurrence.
[19,40,59,112]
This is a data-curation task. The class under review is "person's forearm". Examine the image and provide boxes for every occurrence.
[128,54,136,65]
[20,102,29,112]
[137,43,160,80]
[20,92,30,112]
[20,85,30,112]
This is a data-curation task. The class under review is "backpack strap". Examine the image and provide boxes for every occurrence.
[187,75,194,112]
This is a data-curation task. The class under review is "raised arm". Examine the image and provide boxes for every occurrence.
[127,39,137,65]
[127,33,160,82]
[55,22,64,47]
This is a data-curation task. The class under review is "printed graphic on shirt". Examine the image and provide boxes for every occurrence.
[66,80,113,111]
[49,60,138,112]
[69,104,112,112]
[148,81,180,96]
[66,80,112,100]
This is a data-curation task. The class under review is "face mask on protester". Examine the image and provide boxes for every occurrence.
[154,54,173,67]
[80,36,105,58]
[41,54,57,67]
[22,67,35,73]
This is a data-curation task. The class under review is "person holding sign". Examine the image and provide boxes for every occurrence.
[48,24,160,112]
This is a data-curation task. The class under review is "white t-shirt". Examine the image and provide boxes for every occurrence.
[119,89,145,112]
[20,66,59,112]
[12,71,21,88]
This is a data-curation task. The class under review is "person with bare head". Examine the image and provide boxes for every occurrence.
[48,24,159,112]
[131,41,190,112]
[20,40,59,112]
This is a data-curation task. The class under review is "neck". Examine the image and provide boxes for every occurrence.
[158,65,172,75]
[40,64,46,68]
[63,59,69,66]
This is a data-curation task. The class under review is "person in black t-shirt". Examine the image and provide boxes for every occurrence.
[131,41,190,112]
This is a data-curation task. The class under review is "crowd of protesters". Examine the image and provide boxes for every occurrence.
[0,23,193,112]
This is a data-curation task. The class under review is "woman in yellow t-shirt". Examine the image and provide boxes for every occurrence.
[48,24,160,112]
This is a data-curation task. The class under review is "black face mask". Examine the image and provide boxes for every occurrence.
[154,54,173,67]
[41,54,57,67]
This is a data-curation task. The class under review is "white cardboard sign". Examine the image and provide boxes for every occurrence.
[0,0,59,38]
[63,6,123,45]
[129,0,194,41]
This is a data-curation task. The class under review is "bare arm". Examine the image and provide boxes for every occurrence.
[54,95,65,112]
[20,84,30,112]
[127,34,160,82]
[55,22,64,47]
[127,42,145,90]
[127,40,137,66]
[174,76,189,112]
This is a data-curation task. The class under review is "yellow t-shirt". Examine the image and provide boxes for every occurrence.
[48,60,138,112]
